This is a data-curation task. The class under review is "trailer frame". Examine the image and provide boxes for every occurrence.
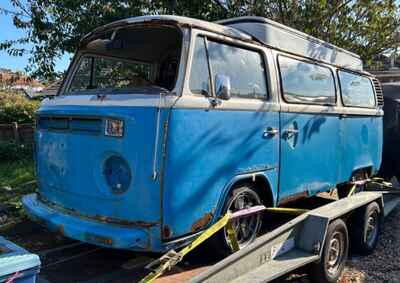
[140,179,400,283]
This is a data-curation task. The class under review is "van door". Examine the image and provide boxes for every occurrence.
[277,55,340,202]
[161,36,280,240]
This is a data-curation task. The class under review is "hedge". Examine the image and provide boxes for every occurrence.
[0,91,39,124]
[0,142,33,161]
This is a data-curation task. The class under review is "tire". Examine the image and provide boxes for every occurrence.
[309,219,349,283]
[350,202,382,255]
[210,183,263,256]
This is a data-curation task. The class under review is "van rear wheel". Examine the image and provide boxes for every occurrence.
[211,183,262,256]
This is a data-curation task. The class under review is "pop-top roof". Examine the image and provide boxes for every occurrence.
[219,17,363,72]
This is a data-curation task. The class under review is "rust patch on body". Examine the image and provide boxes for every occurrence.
[85,233,113,246]
[37,194,158,228]
[277,191,308,206]
[191,213,213,232]
[162,226,172,239]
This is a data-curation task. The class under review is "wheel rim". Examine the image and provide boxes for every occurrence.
[224,191,261,249]
[366,210,379,247]
[326,231,345,276]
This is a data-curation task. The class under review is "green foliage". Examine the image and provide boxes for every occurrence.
[0,159,36,222]
[0,159,34,189]
[0,0,226,80]
[0,142,33,162]
[1,0,399,79]
[0,92,39,124]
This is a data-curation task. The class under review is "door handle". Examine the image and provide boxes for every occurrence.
[284,128,299,139]
[263,127,279,138]
[285,128,299,134]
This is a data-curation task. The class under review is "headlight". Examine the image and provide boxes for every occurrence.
[103,156,131,194]
[105,119,124,137]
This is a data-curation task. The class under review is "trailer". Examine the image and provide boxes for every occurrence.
[140,179,400,283]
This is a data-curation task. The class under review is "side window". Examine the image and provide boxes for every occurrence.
[338,71,375,108]
[207,41,267,99]
[278,56,336,105]
[189,37,210,96]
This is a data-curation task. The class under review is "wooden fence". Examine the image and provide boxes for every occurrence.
[0,123,34,144]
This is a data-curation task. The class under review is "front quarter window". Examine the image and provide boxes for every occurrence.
[69,57,92,92]
[189,37,210,96]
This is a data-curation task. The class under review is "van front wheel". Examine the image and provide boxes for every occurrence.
[211,183,263,256]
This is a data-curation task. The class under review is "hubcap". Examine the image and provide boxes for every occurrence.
[224,191,261,249]
[366,210,379,246]
[326,231,345,275]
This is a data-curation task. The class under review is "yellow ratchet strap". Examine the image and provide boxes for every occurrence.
[347,184,357,197]
[140,206,310,283]
[139,213,233,283]
[264,207,308,215]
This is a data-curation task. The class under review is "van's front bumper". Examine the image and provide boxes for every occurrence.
[22,193,162,251]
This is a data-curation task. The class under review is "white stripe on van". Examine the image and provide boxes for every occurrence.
[42,94,382,116]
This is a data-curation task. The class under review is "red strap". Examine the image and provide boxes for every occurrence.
[5,271,20,283]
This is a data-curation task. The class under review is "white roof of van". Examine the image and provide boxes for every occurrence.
[83,15,253,43]
[219,17,363,72]
[84,15,364,72]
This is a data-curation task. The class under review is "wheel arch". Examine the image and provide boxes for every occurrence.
[214,173,275,219]
[352,166,373,178]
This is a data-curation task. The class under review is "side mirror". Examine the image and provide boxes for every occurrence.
[215,74,231,100]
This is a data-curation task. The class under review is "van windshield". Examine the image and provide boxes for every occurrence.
[66,25,182,95]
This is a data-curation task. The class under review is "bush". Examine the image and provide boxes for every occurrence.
[0,91,39,124]
[0,142,33,161]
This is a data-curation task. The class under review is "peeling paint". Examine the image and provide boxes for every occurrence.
[191,213,213,232]
[38,195,158,228]
[162,226,172,239]
[85,233,113,246]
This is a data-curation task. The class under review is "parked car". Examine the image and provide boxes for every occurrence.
[22,15,383,254]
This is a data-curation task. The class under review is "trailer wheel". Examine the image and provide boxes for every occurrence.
[351,201,382,255]
[309,219,349,283]
[211,183,262,256]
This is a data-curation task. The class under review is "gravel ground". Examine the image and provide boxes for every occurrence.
[340,205,400,283]
[278,204,400,283]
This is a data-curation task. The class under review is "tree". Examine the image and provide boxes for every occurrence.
[224,0,400,66]
[1,0,399,79]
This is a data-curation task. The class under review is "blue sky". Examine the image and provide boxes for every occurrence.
[0,1,71,73]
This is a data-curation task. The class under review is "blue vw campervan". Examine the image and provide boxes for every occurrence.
[22,16,383,253]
